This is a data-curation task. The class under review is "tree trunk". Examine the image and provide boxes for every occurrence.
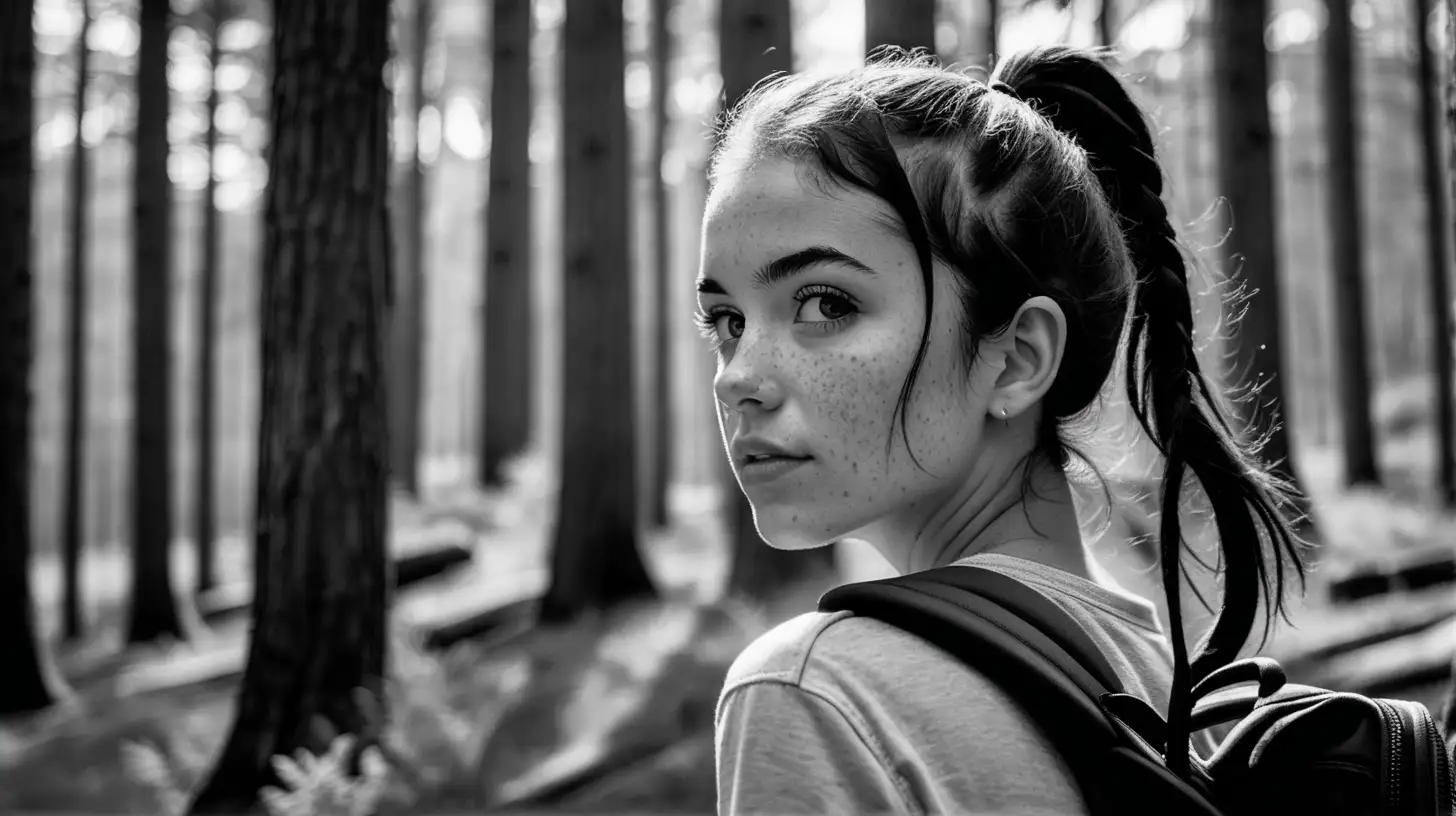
[0,0,73,718]
[480,0,533,488]
[390,0,427,496]
[647,0,674,529]
[62,0,92,639]
[186,2,393,811]
[1322,0,1379,487]
[540,0,658,623]
[719,0,837,600]
[128,0,188,644]
[1209,0,1309,502]
[865,0,936,57]
[195,0,224,596]
[1417,0,1456,507]
[1096,0,1115,48]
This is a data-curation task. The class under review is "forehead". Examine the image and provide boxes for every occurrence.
[701,159,899,262]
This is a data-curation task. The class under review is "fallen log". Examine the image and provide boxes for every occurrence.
[115,641,249,698]
[1362,658,1452,699]
[1294,616,1456,698]
[393,542,475,587]
[1279,606,1456,673]
[195,582,253,623]
[1327,550,1456,605]
[420,595,540,652]
[400,566,549,649]
[197,542,474,623]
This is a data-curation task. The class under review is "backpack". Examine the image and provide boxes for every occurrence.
[818,564,1456,816]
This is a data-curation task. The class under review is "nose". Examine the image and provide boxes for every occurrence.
[713,334,785,415]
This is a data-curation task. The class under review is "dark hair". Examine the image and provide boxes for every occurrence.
[712,46,1307,778]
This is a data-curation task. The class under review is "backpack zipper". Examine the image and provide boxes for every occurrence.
[1377,700,1404,816]
[1416,704,1454,814]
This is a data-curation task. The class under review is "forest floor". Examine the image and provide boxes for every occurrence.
[2,418,1455,815]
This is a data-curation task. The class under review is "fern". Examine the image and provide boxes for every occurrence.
[259,734,389,816]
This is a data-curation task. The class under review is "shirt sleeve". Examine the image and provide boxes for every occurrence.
[715,679,916,816]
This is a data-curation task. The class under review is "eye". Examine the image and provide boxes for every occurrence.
[794,286,858,324]
[718,312,746,338]
[694,308,744,343]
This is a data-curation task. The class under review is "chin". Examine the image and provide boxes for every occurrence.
[748,503,841,551]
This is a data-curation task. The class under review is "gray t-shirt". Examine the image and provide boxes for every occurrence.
[714,553,1220,815]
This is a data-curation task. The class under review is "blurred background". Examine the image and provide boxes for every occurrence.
[3,0,1456,813]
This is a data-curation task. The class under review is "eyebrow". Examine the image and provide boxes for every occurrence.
[695,245,877,296]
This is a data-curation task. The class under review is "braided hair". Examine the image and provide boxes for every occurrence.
[994,47,1305,776]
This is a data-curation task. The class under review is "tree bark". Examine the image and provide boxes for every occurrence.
[647,0,674,529]
[390,0,427,496]
[540,0,658,623]
[719,0,837,600]
[865,0,936,57]
[194,0,224,596]
[62,0,92,639]
[187,2,393,811]
[1321,0,1379,487]
[1209,0,1309,501]
[0,0,73,718]
[480,0,534,488]
[1417,0,1456,507]
[128,0,188,644]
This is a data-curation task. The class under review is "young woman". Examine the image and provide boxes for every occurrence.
[696,47,1307,815]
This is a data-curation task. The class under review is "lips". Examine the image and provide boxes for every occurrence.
[737,454,811,485]
[731,437,810,468]
[742,452,809,464]
[731,437,812,486]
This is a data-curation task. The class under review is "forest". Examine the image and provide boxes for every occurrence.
[2,0,1456,813]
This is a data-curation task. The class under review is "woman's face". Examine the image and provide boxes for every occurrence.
[697,158,1006,552]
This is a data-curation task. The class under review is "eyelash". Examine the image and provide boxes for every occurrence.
[693,308,731,348]
[693,285,858,351]
[794,285,857,332]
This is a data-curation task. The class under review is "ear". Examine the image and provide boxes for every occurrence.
[984,296,1067,421]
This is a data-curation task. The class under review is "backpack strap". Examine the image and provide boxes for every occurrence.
[818,567,1119,766]
[818,564,1224,816]
[908,565,1126,692]
[820,564,1123,696]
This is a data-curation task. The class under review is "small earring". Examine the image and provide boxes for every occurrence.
[999,406,1009,419]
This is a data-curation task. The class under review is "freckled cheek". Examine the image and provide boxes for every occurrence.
[896,349,979,466]
[803,362,904,473]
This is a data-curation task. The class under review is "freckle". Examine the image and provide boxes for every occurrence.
[852,461,859,473]
[842,491,850,498]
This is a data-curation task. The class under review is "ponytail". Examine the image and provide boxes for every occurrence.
[995,47,1307,778]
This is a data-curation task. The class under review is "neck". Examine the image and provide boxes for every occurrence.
[885,454,1092,580]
